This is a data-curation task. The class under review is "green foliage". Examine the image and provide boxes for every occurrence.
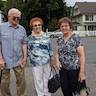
[0,0,4,10]
[48,18,58,31]
[19,0,70,32]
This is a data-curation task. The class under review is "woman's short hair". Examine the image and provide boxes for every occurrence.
[58,17,73,30]
[29,17,43,29]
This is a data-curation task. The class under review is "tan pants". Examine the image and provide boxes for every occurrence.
[1,66,26,96]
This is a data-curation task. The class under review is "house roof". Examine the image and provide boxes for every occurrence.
[74,2,96,14]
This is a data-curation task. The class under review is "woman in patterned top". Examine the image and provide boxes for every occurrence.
[54,17,86,96]
[27,17,53,96]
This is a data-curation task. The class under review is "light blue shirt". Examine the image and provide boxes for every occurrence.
[28,33,53,66]
[0,22,27,69]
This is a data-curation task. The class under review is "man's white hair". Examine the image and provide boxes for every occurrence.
[8,8,21,16]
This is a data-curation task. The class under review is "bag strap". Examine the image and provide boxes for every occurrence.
[49,67,59,78]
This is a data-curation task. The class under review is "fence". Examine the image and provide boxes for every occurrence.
[73,31,96,37]
[47,31,96,38]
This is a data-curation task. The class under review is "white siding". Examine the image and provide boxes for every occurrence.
[93,15,96,22]
[82,15,85,22]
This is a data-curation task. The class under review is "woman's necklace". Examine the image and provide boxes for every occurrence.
[64,32,73,43]
[32,31,44,37]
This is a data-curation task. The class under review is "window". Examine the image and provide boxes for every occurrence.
[94,26,96,30]
[74,26,77,30]
[85,25,96,31]
[85,15,93,21]
[88,25,93,31]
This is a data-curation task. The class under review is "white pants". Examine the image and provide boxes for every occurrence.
[32,64,51,96]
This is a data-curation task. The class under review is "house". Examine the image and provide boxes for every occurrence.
[72,2,96,31]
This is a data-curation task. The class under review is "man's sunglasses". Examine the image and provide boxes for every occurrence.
[12,16,21,21]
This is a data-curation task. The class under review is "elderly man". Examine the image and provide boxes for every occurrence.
[0,8,27,96]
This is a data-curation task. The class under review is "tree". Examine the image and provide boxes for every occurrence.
[19,0,69,32]
[0,0,4,10]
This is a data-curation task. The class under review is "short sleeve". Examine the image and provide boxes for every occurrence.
[57,36,61,46]
[57,36,64,48]
[22,28,27,44]
[75,35,84,48]
[49,38,53,57]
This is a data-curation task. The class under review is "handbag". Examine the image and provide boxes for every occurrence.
[48,68,61,93]
[74,80,90,96]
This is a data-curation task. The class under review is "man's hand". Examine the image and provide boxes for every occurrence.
[0,58,5,70]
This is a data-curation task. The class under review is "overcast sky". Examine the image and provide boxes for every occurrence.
[65,0,96,6]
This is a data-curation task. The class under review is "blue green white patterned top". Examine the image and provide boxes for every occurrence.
[27,33,53,66]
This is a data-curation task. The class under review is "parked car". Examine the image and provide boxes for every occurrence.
[0,10,6,24]
[47,31,63,38]
[50,31,63,38]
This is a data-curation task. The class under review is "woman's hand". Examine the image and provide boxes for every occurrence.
[54,63,62,70]
[21,58,27,68]
[78,72,86,82]
[50,57,62,70]
[52,59,62,70]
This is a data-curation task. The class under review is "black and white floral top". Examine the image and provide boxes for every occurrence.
[57,33,83,70]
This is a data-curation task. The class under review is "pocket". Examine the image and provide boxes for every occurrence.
[2,34,9,39]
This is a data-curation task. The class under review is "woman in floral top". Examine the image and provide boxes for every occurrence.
[54,17,86,96]
[27,17,53,96]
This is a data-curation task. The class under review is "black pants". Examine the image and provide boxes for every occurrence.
[59,68,80,96]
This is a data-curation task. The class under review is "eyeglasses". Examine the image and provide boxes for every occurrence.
[60,23,70,28]
[12,16,21,21]
[33,24,42,27]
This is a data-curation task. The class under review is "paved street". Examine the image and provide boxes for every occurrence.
[0,37,96,96]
